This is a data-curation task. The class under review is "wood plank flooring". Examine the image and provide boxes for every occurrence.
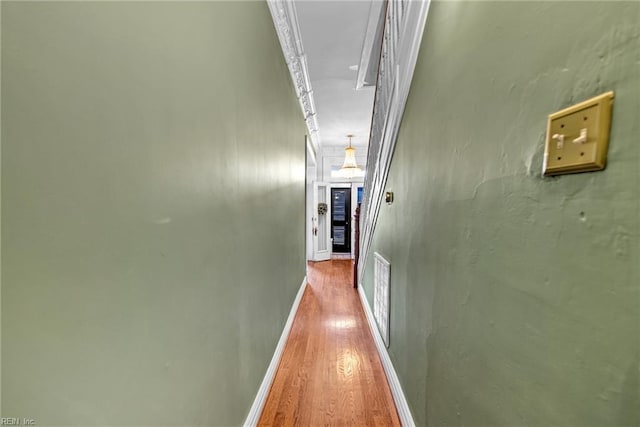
[258,260,400,426]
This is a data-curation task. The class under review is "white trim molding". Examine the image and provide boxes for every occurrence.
[267,0,320,154]
[244,276,307,427]
[358,285,415,427]
[358,0,432,284]
[356,0,386,89]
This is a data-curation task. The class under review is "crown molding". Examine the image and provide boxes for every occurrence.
[267,0,320,153]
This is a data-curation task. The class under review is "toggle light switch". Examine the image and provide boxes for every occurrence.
[572,128,588,145]
[543,91,614,176]
[552,133,565,149]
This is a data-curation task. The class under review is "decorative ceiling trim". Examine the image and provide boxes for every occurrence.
[358,0,432,303]
[267,0,320,152]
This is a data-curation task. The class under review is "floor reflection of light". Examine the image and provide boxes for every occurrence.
[337,349,361,381]
[325,317,356,329]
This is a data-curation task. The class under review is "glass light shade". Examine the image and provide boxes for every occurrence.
[337,135,364,178]
[339,147,362,178]
[342,146,359,169]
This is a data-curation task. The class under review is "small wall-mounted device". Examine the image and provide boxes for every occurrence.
[543,91,614,176]
[385,191,394,205]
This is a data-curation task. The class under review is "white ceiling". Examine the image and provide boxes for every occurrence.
[295,1,379,151]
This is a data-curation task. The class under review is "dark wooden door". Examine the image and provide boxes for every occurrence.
[331,188,351,253]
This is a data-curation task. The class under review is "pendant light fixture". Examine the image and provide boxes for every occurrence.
[338,134,363,178]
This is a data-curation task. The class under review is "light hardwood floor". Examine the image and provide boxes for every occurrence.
[258,260,400,426]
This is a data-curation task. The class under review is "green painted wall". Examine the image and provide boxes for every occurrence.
[363,2,639,426]
[2,2,305,425]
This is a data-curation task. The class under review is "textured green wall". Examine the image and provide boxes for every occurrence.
[363,2,639,426]
[2,2,305,425]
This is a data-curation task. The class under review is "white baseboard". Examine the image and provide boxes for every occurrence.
[244,276,307,426]
[358,285,415,427]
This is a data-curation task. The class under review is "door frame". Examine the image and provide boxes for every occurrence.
[329,183,356,258]
[306,137,316,262]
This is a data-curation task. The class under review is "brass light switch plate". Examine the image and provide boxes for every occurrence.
[543,91,614,176]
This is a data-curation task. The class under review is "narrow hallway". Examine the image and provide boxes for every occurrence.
[258,260,400,426]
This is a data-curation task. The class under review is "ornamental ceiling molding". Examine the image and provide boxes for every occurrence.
[267,0,320,152]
